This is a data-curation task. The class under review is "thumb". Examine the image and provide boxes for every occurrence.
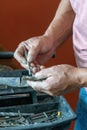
[14,51,27,65]
[35,69,48,79]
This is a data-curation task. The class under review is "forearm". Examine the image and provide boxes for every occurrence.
[44,0,75,49]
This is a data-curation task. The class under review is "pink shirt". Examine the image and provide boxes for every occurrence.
[70,0,87,68]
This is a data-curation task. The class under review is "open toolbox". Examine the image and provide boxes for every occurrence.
[0,52,76,130]
[0,85,76,130]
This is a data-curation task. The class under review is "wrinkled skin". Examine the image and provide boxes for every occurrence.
[14,35,55,70]
[27,64,81,96]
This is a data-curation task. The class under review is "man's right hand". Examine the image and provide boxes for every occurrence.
[14,35,55,70]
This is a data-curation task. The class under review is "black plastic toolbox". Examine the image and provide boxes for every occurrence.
[0,52,76,130]
[0,86,76,130]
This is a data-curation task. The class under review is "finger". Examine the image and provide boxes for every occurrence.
[14,43,27,64]
[29,63,40,74]
[27,80,52,95]
[31,67,38,74]
[30,63,36,68]
[40,65,45,70]
[21,63,29,70]
[34,68,52,79]
[27,80,45,91]
[30,64,45,74]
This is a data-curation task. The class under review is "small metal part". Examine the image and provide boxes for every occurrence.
[43,112,48,118]
[0,109,58,127]
[25,51,32,76]
[23,76,47,81]
[29,109,57,123]
[0,112,30,127]
[28,63,32,76]
[0,112,34,117]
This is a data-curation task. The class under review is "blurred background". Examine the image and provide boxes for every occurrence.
[0,0,79,129]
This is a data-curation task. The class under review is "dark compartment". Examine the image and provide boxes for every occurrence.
[0,93,76,130]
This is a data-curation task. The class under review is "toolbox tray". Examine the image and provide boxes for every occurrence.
[0,94,76,130]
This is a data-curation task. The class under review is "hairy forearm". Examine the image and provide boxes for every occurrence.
[44,0,75,48]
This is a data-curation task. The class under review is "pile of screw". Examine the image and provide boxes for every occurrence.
[0,109,61,127]
[0,111,32,127]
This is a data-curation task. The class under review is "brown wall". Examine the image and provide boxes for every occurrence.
[0,1,79,129]
[0,0,59,50]
[0,0,76,67]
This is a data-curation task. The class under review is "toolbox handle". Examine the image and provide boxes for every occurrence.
[0,51,14,59]
[0,51,56,59]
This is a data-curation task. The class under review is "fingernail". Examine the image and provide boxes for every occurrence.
[35,73,41,78]
[20,59,27,64]
[27,56,32,61]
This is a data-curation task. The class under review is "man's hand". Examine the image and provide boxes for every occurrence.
[26,64,84,96]
[14,35,55,69]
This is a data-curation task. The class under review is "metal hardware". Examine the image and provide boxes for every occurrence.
[0,109,59,127]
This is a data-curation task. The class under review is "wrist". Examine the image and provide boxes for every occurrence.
[44,29,57,50]
[76,68,87,87]
[41,33,55,50]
